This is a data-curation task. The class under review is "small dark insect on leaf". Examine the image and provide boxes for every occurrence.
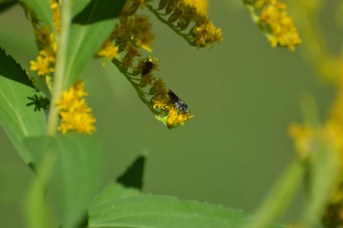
[168,90,189,113]
[141,58,154,75]
[26,94,50,111]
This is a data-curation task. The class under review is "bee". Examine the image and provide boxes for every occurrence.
[168,90,189,113]
[141,58,155,75]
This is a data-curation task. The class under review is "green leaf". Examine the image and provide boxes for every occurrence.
[20,0,53,31]
[116,151,148,190]
[25,134,102,228]
[0,0,17,13]
[63,0,126,88]
[71,0,91,18]
[0,47,46,164]
[89,184,251,228]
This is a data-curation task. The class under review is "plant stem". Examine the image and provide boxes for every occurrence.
[46,1,72,135]
[111,59,156,113]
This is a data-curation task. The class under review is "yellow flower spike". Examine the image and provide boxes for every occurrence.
[49,0,61,33]
[192,17,223,47]
[31,26,57,78]
[56,81,96,134]
[145,0,222,48]
[246,0,301,51]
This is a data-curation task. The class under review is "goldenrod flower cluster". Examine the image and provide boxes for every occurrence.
[29,0,60,77]
[110,1,154,53]
[56,81,96,134]
[113,54,193,128]
[49,0,61,33]
[28,0,96,134]
[95,0,217,129]
[244,0,301,51]
[107,0,222,128]
[153,96,193,128]
[29,28,56,78]
[145,0,222,48]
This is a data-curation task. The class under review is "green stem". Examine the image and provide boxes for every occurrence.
[145,4,194,47]
[244,160,304,228]
[46,1,72,135]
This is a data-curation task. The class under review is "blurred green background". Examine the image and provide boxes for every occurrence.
[0,0,337,227]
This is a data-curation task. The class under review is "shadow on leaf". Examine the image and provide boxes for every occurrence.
[72,0,126,25]
[116,155,146,190]
[0,0,17,13]
[0,47,35,88]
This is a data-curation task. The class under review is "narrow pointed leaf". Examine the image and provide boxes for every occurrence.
[25,134,102,228]
[245,161,304,228]
[0,48,46,164]
[89,184,251,228]
[63,0,126,88]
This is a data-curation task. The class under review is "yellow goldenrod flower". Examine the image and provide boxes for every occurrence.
[97,41,119,60]
[192,16,223,47]
[152,96,169,110]
[152,93,193,128]
[166,106,193,128]
[30,50,55,76]
[31,26,57,78]
[245,0,301,51]
[56,81,96,134]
